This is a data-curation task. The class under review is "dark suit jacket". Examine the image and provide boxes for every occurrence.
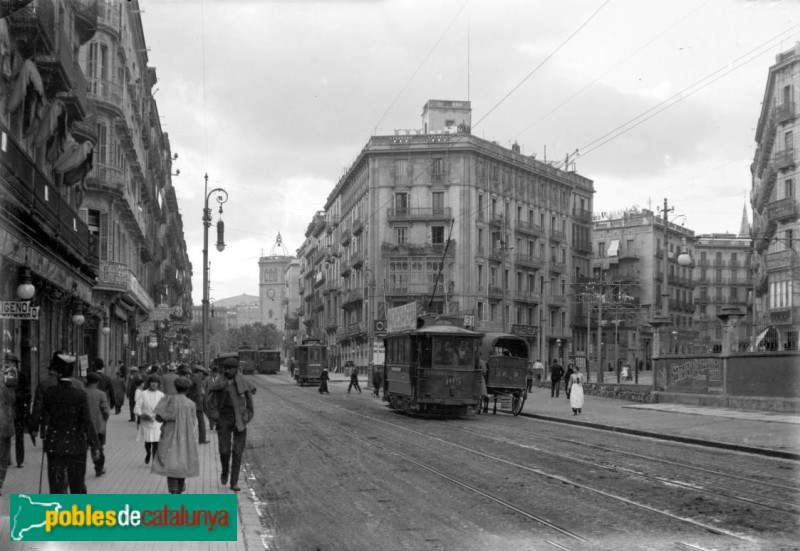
[29,374,59,437]
[42,379,100,456]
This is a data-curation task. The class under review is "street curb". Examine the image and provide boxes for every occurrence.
[520,412,800,461]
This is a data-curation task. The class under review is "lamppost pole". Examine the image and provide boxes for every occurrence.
[202,173,228,368]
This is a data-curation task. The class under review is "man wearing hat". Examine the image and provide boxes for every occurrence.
[161,363,179,396]
[3,353,30,468]
[40,353,101,493]
[206,355,255,492]
[30,352,70,438]
[187,363,209,444]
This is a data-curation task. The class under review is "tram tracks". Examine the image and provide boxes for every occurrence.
[451,424,800,516]
[250,378,769,547]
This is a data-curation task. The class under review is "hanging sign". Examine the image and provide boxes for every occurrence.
[0,301,40,320]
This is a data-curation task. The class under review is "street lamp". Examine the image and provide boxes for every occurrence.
[202,174,229,369]
[652,199,692,357]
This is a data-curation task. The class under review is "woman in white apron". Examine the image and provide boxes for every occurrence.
[134,375,164,463]
[569,367,585,415]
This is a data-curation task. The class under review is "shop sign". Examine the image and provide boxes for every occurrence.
[0,301,40,320]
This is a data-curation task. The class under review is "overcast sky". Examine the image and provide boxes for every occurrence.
[140,0,798,303]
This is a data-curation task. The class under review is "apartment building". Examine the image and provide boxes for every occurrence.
[591,207,696,368]
[1,0,192,385]
[297,100,594,370]
[750,43,800,351]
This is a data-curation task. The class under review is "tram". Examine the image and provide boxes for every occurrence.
[478,333,529,416]
[383,314,483,416]
[237,346,258,375]
[294,338,327,385]
[256,347,281,374]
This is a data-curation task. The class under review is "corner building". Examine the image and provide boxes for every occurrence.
[298,100,594,370]
[750,44,800,351]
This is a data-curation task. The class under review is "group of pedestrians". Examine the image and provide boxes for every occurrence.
[0,351,256,497]
[549,358,585,415]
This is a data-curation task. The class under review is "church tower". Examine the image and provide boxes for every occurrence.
[738,201,751,238]
[258,233,292,331]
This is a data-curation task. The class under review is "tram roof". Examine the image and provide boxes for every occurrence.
[404,325,484,337]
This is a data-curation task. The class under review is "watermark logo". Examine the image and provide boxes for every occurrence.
[9,494,237,541]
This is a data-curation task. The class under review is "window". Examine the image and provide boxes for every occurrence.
[478,301,485,321]
[431,226,444,245]
[477,194,484,219]
[432,158,444,181]
[477,265,483,287]
[785,179,795,199]
[395,159,408,181]
[96,122,107,165]
[598,242,606,258]
[432,192,444,214]
[477,228,484,252]
[395,193,408,213]
[395,227,406,245]
[730,287,738,301]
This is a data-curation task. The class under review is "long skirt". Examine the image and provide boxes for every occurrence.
[570,383,585,410]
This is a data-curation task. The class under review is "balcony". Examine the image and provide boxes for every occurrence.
[549,261,566,273]
[488,248,504,262]
[513,291,541,303]
[8,0,55,56]
[87,78,124,116]
[387,207,452,222]
[340,227,351,246]
[774,149,795,170]
[1,123,90,262]
[350,252,365,270]
[488,286,503,298]
[514,220,542,237]
[488,214,504,229]
[572,208,592,223]
[765,197,797,223]
[549,294,567,305]
[97,0,121,35]
[549,229,566,243]
[34,31,88,120]
[381,241,455,258]
[574,239,592,255]
[73,0,99,44]
[341,288,364,307]
[514,253,543,269]
[340,261,351,278]
[352,218,364,236]
[775,101,796,123]
[758,165,777,210]
[385,283,436,297]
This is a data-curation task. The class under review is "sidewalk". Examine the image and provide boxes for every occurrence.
[519,384,800,460]
[0,408,264,550]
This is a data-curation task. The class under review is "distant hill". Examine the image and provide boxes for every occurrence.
[211,294,260,308]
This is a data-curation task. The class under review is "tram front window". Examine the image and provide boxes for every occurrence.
[434,338,475,367]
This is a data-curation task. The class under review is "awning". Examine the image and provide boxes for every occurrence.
[750,326,773,351]
[8,58,44,113]
[607,239,620,257]
[54,134,94,174]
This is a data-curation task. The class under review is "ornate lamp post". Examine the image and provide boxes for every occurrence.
[202,174,228,368]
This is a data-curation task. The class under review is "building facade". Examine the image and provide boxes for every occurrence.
[1,0,192,393]
[750,43,800,351]
[591,207,696,372]
[692,232,753,353]
[297,100,595,370]
[258,233,293,332]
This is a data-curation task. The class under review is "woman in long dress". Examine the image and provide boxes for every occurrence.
[569,367,585,415]
[152,377,199,494]
[134,375,164,463]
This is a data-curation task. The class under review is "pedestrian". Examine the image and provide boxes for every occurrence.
[161,363,179,395]
[0,380,13,496]
[151,377,199,494]
[206,365,220,431]
[476,354,489,414]
[3,353,30,468]
[622,362,632,381]
[371,366,383,398]
[347,366,361,394]
[126,367,143,422]
[91,358,115,407]
[569,365,585,415]
[187,364,209,444]
[40,354,101,494]
[288,358,296,378]
[526,361,535,393]
[550,359,564,398]
[135,375,164,464]
[206,356,255,492]
[29,353,62,439]
[110,370,126,414]
[85,373,110,476]
[318,366,330,394]
[564,362,575,399]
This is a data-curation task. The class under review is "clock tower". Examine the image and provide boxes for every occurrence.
[258,233,293,331]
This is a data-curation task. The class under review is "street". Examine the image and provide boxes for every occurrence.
[243,373,799,551]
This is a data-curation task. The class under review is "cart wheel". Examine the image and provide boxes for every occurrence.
[511,394,525,416]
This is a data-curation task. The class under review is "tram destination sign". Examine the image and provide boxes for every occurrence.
[0,301,40,320]
[511,324,537,337]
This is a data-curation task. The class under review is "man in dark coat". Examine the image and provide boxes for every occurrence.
[3,353,30,468]
[41,354,101,493]
[187,364,209,444]
[206,356,254,492]
[91,358,115,407]
[110,370,126,414]
[29,353,64,438]
[550,359,564,398]
[126,367,143,422]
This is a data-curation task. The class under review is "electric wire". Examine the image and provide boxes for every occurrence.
[513,0,710,141]
[370,0,470,136]
[473,0,613,130]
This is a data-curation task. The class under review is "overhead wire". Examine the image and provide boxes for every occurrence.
[472,0,613,130]
[555,23,800,168]
[513,0,710,141]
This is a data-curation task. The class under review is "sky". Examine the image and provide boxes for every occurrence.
[140,0,799,303]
